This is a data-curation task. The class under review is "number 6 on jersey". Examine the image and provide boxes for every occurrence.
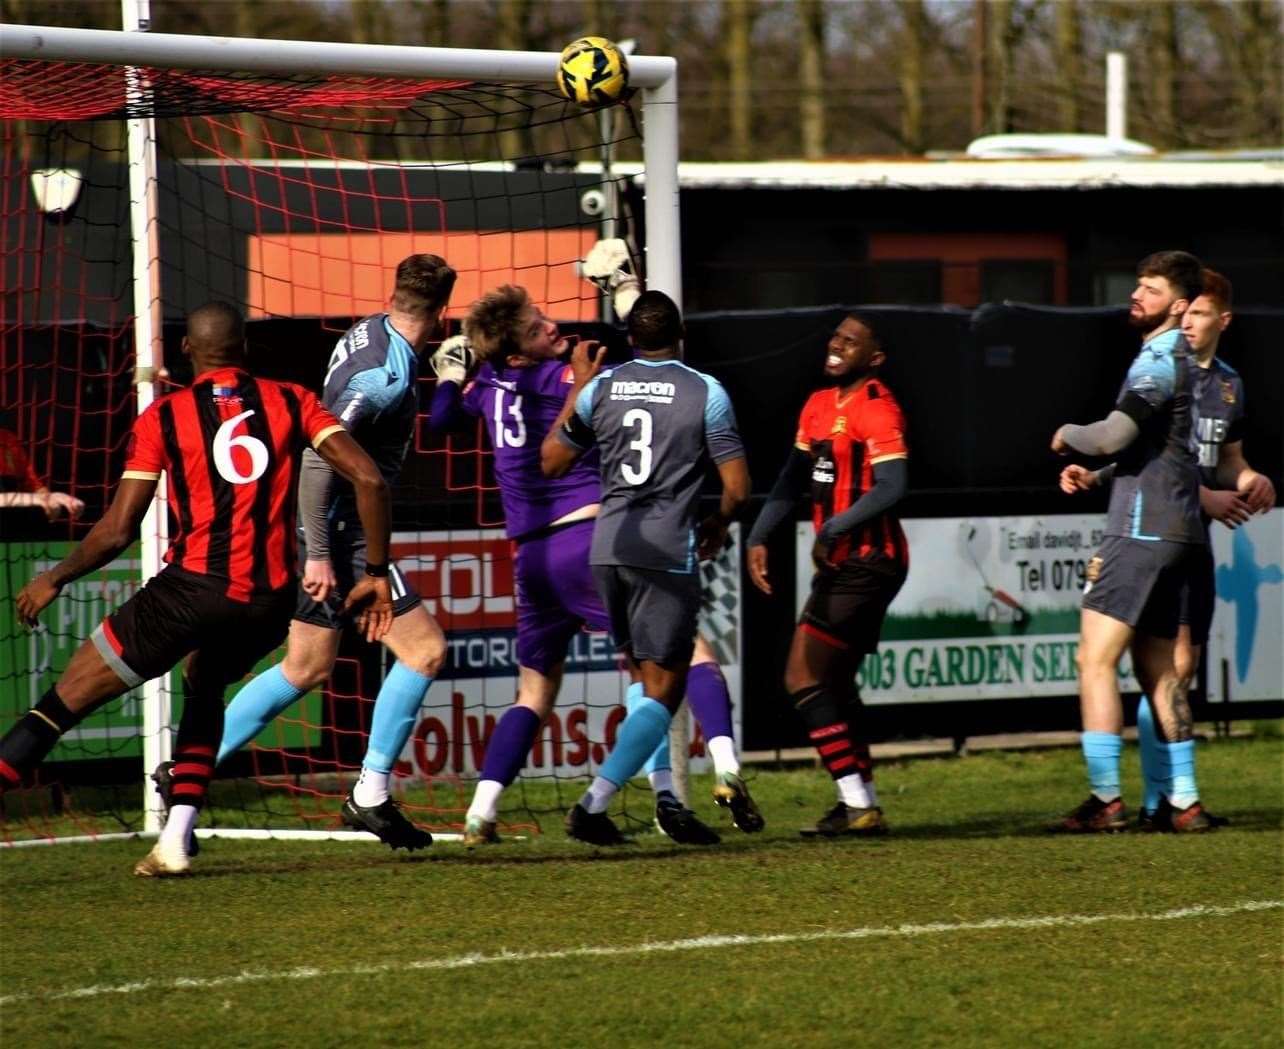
[212,409,269,485]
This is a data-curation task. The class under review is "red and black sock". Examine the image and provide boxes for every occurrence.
[791,685,858,781]
[0,688,81,787]
[842,687,874,783]
[169,678,225,811]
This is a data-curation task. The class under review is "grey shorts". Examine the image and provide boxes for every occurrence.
[591,564,700,668]
[1081,535,1208,640]
[294,522,420,629]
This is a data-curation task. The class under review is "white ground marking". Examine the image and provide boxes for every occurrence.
[1,899,1278,1008]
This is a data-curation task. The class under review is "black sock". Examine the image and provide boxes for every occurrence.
[0,688,81,785]
[791,685,858,782]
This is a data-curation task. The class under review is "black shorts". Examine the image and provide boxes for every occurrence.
[1178,542,1216,645]
[294,522,420,628]
[93,565,294,689]
[591,564,701,668]
[801,554,907,657]
[1081,536,1208,640]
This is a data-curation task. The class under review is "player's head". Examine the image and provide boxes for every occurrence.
[627,290,683,356]
[183,301,245,369]
[391,253,456,323]
[1181,268,1233,358]
[464,285,569,367]
[825,312,885,383]
[1130,250,1202,333]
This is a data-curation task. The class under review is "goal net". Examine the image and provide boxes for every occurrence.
[0,24,715,847]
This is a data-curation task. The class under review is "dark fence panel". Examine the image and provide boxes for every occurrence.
[683,304,1283,749]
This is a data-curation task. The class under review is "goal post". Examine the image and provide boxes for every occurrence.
[1,22,683,300]
[0,21,696,844]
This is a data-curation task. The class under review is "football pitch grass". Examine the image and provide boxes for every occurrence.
[2,733,1281,1049]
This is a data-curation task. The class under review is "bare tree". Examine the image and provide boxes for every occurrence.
[1054,0,1081,132]
[1224,0,1282,144]
[970,0,987,137]
[986,0,1015,134]
[898,0,927,153]
[581,0,616,39]
[418,0,453,46]
[498,0,537,161]
[723,0,755,158]
[1144,1,1180,147]
[798,0,826,159]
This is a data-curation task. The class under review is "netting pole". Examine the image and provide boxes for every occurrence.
[121,0,170,834]
[640,67,692,803]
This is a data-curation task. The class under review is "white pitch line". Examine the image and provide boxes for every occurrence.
[0,899,1278,1008]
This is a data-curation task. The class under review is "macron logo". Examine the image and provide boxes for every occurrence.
[610,379,676,404]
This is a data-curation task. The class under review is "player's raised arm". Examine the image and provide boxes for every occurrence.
[15,476,157,627]
[541,338,606,477]
[1052,341,1184,457]
[424,334,477,434]
[1052,411,1140,457]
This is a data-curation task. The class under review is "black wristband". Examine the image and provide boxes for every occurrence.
[364,562,389,578]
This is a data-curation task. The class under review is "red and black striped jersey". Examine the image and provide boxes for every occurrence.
[123,367,343,601]
[795,377,909,567]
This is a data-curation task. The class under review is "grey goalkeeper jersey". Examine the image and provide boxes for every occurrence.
[558,357,744,573]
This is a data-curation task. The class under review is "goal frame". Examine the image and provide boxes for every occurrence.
[1,19,685,842]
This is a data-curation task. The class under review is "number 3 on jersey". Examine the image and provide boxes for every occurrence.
[621,408,653,485]
[213,410,269,485]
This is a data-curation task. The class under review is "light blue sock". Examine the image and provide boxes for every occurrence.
[1081,730,1122,802]
[216,665,304,765]
[626,682,670,776]
[1136,696,1163,813]
[599,697,671,788]
[363,662,432,773]
[1161,739,1199,809]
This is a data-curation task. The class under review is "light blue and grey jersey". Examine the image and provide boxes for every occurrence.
[559,357,744,573]
[1105,328,1204,545]
[320,313,419,521]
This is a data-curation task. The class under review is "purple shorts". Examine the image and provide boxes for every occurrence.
[515,519,610,675]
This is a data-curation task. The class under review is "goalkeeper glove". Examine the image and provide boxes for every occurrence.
[429,334,474,384]
[580,238,643,321]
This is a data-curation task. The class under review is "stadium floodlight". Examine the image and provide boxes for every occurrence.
[0,21,685,846]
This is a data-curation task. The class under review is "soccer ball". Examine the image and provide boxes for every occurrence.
[556,37,630,107]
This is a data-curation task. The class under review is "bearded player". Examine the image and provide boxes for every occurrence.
[1060,267,1274,830]
[746,313,909,837]
[209,255,456,851]
[1050,250,1209,833]
[429,276,761,846]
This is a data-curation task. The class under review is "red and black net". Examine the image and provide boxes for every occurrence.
[1,58,660,844]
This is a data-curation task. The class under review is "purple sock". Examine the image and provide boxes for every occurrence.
[480,706,541,786]
[686,663,734,741]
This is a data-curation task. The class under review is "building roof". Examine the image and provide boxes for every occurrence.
[635,154,1284,190]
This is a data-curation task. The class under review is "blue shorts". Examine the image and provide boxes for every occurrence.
[514,519,610,675]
